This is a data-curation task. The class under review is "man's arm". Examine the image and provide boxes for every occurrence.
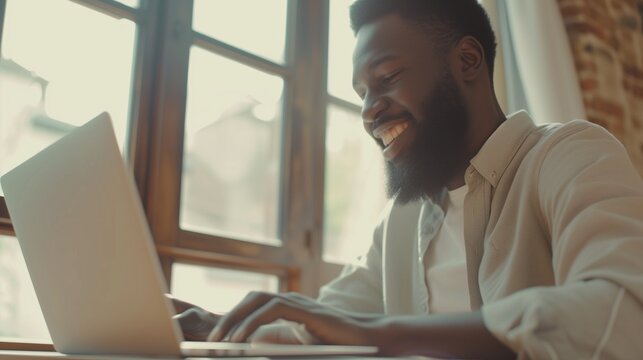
[379,311,515,359]
[482,123,643,358]
[207,291,515,359]
[316,205,390,313]
[168,294,311,344]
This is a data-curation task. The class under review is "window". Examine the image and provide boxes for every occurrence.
[0,1,335,345]
[180,47,284,244]
[0,0,136,193]
[143,0,328,305]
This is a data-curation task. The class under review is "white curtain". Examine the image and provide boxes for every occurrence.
[488,0,587,124]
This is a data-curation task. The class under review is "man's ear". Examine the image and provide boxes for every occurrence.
[455,36,484,83]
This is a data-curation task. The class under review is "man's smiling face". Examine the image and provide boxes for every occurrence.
[352,14,470,203]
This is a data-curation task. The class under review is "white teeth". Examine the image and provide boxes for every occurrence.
[382,133,394,145]
[380,123,409,147]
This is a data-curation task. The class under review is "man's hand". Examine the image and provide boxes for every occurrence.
[166,294,221,341]
[168,293,515,358]
[207,291,383,346]
[166,294,327,345]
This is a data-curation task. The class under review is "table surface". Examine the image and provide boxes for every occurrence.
[0,351,170,359]
[0,351,388,360]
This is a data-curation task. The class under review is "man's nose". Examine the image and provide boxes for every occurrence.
[361,94,388,124]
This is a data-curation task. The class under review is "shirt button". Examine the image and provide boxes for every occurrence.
[491,171,497,179]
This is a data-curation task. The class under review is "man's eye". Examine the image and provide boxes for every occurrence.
[381,71,401,86]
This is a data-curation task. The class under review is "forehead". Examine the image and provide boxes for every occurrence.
[352,14,433,73]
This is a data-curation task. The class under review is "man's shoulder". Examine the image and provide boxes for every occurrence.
[504,118,626,189]
[519,119,621,167]
[535,119,616,149]
[526,118,634,186]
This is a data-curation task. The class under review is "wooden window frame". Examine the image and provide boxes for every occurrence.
[0,0,337,349]
[142,0,337,296]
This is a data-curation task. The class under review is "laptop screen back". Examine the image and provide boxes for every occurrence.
[1,113,183,356]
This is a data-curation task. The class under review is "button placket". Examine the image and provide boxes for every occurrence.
[465,167,476,185]
[416,197,445,315]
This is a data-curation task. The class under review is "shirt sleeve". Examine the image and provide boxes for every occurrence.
[482,123,643,359]
[316,204,390,314]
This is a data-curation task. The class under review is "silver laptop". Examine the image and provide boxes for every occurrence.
[0,112,377,358]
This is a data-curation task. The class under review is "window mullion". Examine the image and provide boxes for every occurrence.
[282,0,329,297]
[0,197,12,235]
[192,31,289,77]
[0,1,7,232]
[178,230,294,266]
[128,0,161,205]
[69,0,139,21]
[144,0,193,284]
[328,94,362,114]
[0,0,5,54]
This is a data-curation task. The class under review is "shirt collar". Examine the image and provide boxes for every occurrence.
[469,111,537,187]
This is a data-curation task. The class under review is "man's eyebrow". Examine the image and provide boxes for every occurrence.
[352,54,400,89]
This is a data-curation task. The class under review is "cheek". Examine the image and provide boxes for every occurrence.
[395,88,427,122]
[387,71,433,122]
[390,83,416,101]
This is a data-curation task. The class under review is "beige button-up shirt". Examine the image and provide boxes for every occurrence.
[318,111,643,359]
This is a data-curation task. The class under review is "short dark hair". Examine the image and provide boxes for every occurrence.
[349,0,497,77]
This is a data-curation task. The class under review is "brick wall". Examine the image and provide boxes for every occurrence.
[558,0,643,176]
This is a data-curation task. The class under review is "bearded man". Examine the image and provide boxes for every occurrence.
[173,1,643,358]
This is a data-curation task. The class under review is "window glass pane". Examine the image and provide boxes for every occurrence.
[0,0,136,195]
[192,0,288,64]
[328,0,361,105]
[171,263,279,314]
[180,46,283,244]
[0,236,49,340]
[323,105,388,263]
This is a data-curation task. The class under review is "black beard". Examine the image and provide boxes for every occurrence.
[385,69,470,204]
